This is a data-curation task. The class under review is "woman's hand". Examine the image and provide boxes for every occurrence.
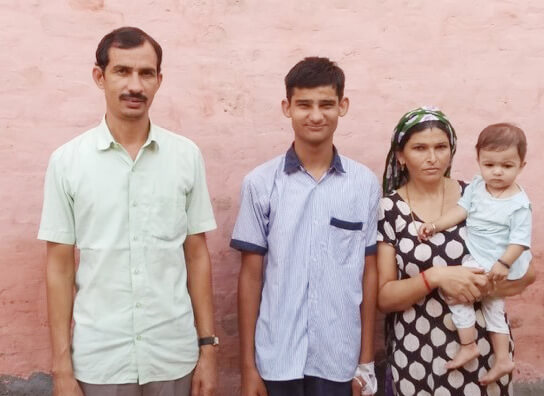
[378,242,489,312]
[427,266,488,304]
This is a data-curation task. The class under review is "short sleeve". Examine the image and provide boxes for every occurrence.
[37,153,76,244]
[509,204,532,248]
[377,196,397,246]
[364,178,381,256]
[458,176,478,211]
[185,148,217,235]
[230,176,269,255]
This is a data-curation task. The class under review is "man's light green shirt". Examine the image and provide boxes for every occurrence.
[38,119,216,384]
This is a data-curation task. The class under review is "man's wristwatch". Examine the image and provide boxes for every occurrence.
[198,336,219,347]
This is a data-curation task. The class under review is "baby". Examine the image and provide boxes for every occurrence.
[418,123,532,385]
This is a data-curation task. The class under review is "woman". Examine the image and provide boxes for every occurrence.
[377,106,535,395]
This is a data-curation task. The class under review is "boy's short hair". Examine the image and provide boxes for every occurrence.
[476,123,527,161]
[284,57,345,101]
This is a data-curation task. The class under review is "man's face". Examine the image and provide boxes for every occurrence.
[92,41,162,121]
[281,85,349,147]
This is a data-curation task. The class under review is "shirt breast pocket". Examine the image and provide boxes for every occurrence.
[149,195,187,242]
[328,217,364,266]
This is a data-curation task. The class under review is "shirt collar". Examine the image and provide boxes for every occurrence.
[95,116,159,151]
[283,144,345,174]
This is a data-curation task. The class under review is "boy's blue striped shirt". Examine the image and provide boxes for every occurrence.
[231,146,381,381]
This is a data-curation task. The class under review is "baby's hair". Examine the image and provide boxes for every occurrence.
[476,123,527,162]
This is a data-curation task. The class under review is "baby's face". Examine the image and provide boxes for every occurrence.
[478,145,525,192]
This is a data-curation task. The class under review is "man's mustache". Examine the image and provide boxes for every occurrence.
[119,93,147,102]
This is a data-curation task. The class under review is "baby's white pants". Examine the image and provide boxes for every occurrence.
[449,258,509,334]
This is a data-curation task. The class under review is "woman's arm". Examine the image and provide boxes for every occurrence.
[377,242,488,313]
[377,242,429,312]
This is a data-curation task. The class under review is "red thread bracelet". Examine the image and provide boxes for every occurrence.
[421,271,432,292]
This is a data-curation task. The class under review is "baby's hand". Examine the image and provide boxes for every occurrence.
[418,223,436,241]
[488,261,509,282]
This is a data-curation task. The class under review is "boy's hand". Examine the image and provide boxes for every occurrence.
[418,223,436,241]
[241,367,268,396]
[354,362,377,395]
[488,262,509,283]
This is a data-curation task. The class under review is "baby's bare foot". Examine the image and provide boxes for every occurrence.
[479,359,515,385]
[445,342,479,370]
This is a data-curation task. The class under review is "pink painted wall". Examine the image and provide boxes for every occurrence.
[1,0,543,392]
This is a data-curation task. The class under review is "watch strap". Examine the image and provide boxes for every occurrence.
[198,336,219,346]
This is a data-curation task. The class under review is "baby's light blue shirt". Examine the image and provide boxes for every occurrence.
[458,175,532,280]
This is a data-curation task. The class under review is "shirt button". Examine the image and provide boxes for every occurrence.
[132,236,138,241]
[136,302,142,308]
[134,269,140,275]
[131,201,137,207]
[136,335,141,341]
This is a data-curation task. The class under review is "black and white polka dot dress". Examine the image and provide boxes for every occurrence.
[377,183,513,396]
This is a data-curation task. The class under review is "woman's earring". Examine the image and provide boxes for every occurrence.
[400,162,405,171]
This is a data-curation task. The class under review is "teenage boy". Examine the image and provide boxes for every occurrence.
[231,57,380,396]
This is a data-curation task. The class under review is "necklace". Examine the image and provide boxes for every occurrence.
[405,177,446,232]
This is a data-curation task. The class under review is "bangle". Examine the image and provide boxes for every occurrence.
[431,223,437,233]
[421,271,432,293]
[497,259,511,269]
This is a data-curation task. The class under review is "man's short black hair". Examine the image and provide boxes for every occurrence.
[95,26,163,73]
[284,57,345,101]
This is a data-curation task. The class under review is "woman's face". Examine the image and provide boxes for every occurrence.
[396,127,452,184]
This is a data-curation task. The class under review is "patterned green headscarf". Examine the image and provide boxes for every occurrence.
[383,106,457,194]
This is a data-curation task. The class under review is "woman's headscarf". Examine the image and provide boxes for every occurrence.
[382,106,457,194]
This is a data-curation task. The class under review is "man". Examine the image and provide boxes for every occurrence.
[38,27,218,396]
[231,57,380,396]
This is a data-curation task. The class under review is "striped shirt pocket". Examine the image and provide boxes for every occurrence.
[329,217,364,266]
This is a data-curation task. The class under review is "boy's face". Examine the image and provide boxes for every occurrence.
[282,85,349,148]
[478,145,526,192]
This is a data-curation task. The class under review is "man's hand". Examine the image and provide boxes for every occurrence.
[52,373,84,396]
[47,242,79,396]
[185,233,217,396]
[191,347,217,396]
[241,366,268,396]
[488,261,509,283]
